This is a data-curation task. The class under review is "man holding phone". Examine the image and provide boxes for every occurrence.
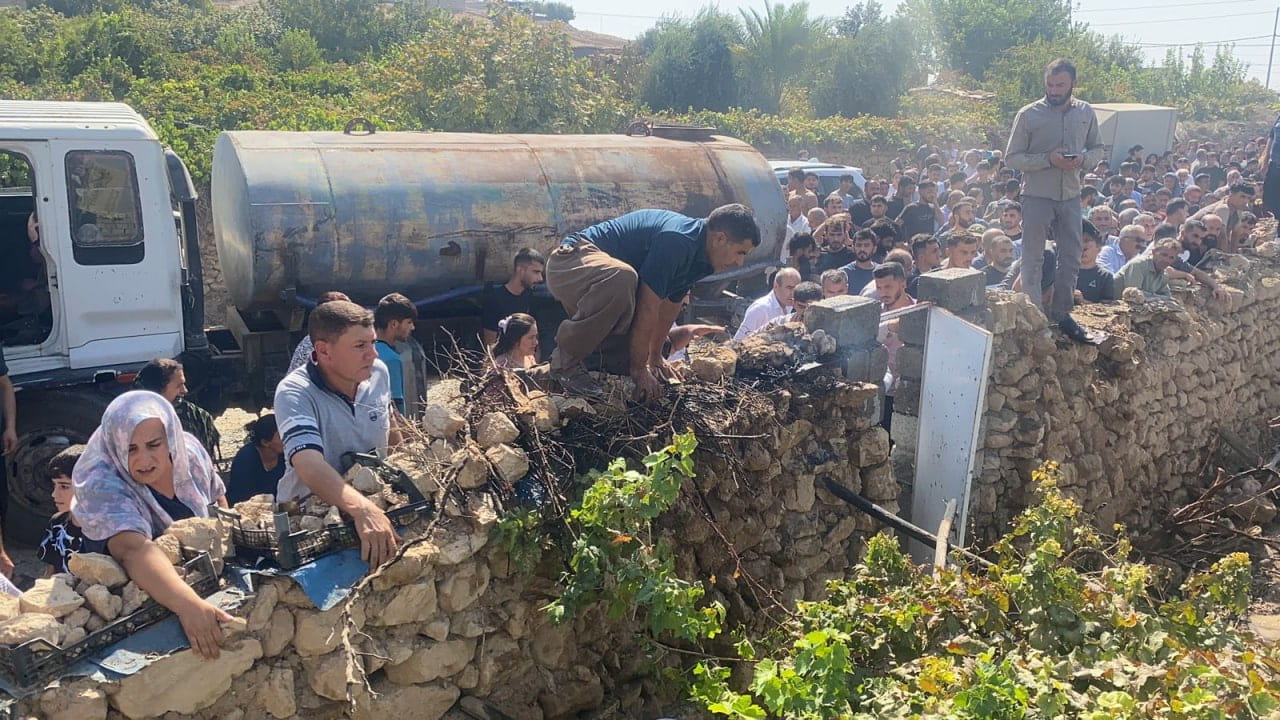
[1006,58,1104,343]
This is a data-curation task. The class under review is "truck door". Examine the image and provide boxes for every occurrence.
[48,140,184,370]
[0,140,64,375]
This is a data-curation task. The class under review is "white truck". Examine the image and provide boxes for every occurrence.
[0,101,786,543]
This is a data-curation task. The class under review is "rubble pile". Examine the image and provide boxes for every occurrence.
[231,463,418,536]
[731,322,838,376]
[0,517,224,652]
[966,250,1280,545]
[20,333,901,719]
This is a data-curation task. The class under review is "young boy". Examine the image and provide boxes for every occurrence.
[37,445,105,574]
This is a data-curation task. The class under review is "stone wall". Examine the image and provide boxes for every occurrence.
[892,252,1280,548]
[18,304,900,720]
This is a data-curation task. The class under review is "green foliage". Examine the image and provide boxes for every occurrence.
[367,9,625,133]
[691,462,1280,719]
[983,32,1146,116]
[656,98,1000,157]
[275,28,322,71]
[492,507,547,573]
[911,0,1073,80]
[543,432,725,644]
[985,36,1277,123]
[809,14,921,118]
[516,1,574,21]
[736,1,828,114]
[638,9,742,113]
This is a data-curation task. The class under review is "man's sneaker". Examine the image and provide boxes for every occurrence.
[550,364,605,399]
[1058,317,1098,345]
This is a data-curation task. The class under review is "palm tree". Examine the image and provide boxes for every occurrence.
[738,1,828,113]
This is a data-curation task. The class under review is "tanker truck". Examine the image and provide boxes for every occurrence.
[0,100,785,543]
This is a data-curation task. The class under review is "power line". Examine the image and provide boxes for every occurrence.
[1091,9,1273,25]
[1075,0,1261,12]
[1129,34,1274,46]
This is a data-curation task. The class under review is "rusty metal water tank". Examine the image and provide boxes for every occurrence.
[211,130,786,313]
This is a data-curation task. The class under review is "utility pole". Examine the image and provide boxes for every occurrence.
[1268,7,1279,89]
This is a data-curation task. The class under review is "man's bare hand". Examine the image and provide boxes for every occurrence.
[1048,149,1082,171]
[1212,284,1230,303]
[631,368,662,404]
[352,499,397,567]
[653,358,683,382]
[1,428,14,456]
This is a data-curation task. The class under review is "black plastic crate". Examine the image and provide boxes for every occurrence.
[225,453,437,570]
[0,552,219,691]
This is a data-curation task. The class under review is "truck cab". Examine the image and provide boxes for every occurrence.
[0,101,203,543]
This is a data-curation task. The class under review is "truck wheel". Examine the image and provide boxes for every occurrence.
[2,389,113,547]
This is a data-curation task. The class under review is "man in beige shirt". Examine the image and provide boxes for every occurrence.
[1005,58,1105,343]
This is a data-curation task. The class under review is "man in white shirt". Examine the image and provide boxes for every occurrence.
[734,267,799,340]
[782,194,810,262]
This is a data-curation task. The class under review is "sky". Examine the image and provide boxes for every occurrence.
[564,0,1280,88]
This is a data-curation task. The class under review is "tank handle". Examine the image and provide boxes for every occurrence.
[343,117,377,136]
[625,120,651,137]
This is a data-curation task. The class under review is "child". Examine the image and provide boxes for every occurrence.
[37,445,106,574]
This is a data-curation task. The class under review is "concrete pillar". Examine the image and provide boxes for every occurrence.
[805,294,886,386]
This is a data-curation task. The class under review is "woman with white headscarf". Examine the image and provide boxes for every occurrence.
[72,391,231,658]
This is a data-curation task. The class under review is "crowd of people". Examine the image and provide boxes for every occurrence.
[2,56,1279,666]
[778,61,1263,345]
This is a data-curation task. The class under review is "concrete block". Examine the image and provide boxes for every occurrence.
[898,308,930,346]
[917,268,987,311]
[893,380,921,416]
[896,346,924,382]
[839,344,889,385]
[805,295,881,349]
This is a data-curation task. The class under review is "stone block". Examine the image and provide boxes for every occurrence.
[384,638,475,685]
[68,553,128,589]
[917,268,988,311]
[112,638,262,718]
[804,295,881,349]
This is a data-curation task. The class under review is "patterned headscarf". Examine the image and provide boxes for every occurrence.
[72,391,225,542]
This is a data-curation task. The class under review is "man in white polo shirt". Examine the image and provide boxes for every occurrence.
[275,300,402,566]
[734,267,799,340]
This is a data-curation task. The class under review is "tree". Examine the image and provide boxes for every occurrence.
[835,0,882,38]
[737,1,828,113]
[638,9,742,113]
[915,0,1072,80]
[276,28,322,71]
[366,10,625,133]
[519,1,574,21]
[983,32,1146,115]
[811,13,920,118]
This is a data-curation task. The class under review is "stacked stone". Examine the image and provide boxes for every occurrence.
[970,253,1280,546]
[21,329,905,719]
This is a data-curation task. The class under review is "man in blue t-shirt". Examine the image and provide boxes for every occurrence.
[546,205,761,402]
[373,293,417,414]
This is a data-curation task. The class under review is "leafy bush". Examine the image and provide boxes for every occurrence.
[691,463,1280,719]
[654,99,1001,156]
